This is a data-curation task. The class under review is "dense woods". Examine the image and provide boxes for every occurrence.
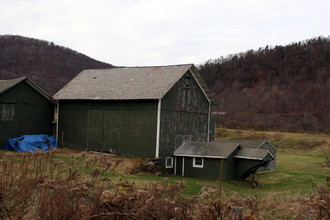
[0,35,113,95]
[199,37,330,133]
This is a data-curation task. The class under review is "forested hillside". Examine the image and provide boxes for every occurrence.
[0,35,113,95]
[1,35,328,133]
[199,37,329,133]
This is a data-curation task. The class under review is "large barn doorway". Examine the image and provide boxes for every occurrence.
[104,110,121,153]
[87,109,121,152]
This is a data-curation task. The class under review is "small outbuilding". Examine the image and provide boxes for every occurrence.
[54,64,216,171]
[0,77,54,147]
[215,140,277,172]
[174,141,274,180]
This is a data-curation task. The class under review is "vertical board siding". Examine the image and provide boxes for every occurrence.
[258,142,277,172]
[184,157,221,179]
[0,81,54,147]
[160,71,210,165]
[59,100,158,157]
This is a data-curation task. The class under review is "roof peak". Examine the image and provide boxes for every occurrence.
[84,64,194,71]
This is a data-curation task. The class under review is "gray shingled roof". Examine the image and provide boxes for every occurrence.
[0,77,26,94]
[174,142,241,159]
[234,148,274,160]
[215,140,266,149]
[0,77,53,102]
[53,64,216,105]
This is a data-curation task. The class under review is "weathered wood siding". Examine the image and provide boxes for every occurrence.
[258,141,276,172]
[58,100,158,157]
[160,70,210,169]
[0,81,53,147]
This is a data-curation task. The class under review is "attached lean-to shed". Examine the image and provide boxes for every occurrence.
[0,77,54,147]
[174,141,274,180]
[215,140,277,172]
[54,64,216,171]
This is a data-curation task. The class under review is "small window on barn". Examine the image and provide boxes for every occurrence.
[193,157,203,168]
[184,76,190,88]
[0,104,14,121]
[165,157,173,168]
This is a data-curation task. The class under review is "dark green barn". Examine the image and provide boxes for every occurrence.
[173,141,274,180]
[54,64,216,170]
[0,77,54,147]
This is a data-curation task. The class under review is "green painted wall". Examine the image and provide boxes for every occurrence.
[160,71,210,172]
[234,158,268,178]
[174,147,273,180]
[175,148,242,180]
[58,100,158,157]
[0,81,54,147]
[182,157,221,179]
[175,157,183,176]
[221,148,242,180]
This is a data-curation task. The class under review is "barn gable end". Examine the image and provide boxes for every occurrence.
[54,64,215,167]
[0,77,54,147]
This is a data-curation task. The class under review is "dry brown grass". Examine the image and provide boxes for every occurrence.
[0,149,328,219]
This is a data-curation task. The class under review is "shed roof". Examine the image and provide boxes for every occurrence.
[53,64,216,105]
[234,148,274,161]
[174,141,241,159]
[0,77,53,102]
[214,140,276,149]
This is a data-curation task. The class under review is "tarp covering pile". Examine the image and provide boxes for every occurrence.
[4,135,57,152]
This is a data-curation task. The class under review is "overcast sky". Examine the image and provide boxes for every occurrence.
[1,0,329,66]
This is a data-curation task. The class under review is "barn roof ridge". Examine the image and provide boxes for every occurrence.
[84,63,194,71]
[53,64,215,104]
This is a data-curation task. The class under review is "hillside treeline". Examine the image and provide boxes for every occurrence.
[199,37,329,133]
[0,35,113,95]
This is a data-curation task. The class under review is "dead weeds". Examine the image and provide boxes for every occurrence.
[0,149,329,219]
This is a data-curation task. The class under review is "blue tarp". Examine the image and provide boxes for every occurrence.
[4,134,57,152]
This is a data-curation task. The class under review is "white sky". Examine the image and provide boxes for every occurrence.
[1,0,329,66]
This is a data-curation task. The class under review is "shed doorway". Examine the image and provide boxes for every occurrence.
[87,109,121,152]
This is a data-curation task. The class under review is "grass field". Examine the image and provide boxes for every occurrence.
[0,128,329,219]
[1,128,328,197]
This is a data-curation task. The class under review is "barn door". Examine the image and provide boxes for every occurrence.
[103,110,121,153]
[87,109,104,150]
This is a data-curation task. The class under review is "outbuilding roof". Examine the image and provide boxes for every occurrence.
[234,148,274,161]
[53,64,216,105]
[174,142,241,159]
[214,140,266,148]
[0,77,53,102]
